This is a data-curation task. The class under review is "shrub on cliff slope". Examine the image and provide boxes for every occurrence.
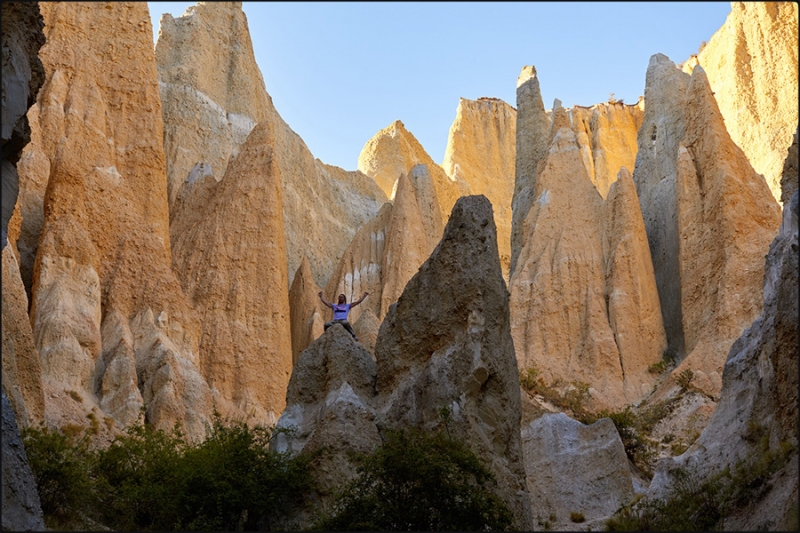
[22,418,312,531]
[318,428,514,531]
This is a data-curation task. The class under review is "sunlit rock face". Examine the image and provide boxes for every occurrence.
[357,120,471,226]
[443,97,516,279]
[170,120,293,426]
[19,2,213,441]
[682,1,798,205]
[634,55,781,400]
[157,2,386,288]
[522,413,635,529]
[648,146,798,531]
[319,165,442,332]
[566,100,644,199]
[155,1,271,209]
[510,102,665,409]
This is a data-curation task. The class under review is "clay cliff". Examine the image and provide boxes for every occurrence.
[16,2,214,441]
[357,120,470,224]
[278,196,533,530]
[648,152,798,531]
[157,2,387,287]
[682,2,798,205]
[170,120,293,426]
[1,3,46,529]
[510,99,665,409]
[634,55,781,398]
[442,97,516,278]
[290,164,442,357]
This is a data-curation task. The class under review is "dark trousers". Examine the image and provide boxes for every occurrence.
[324,319,357,339]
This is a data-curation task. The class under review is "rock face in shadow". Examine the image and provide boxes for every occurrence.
[522,413,634,529]
[2,392,44,531]
[682,2,798,205]
[443,97,516,279]
[288,257,325,365]
[157,2,386,287]
[274,325,379,522]
[1,3,46,530]
[170,120,293,426]
[277,196,532,530]
[648,160,798,530]
[510,109,665,409]
[20,2,213,441]
[375,195,533,530]
[511,66,551,277]
[634,55,781,400]
[1,1,45,250]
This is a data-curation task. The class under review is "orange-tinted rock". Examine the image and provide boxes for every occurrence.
[671,66,781,395]
[683,2,798,205]
[357,120,469,225]
[26,2,213,439]
[1,246,44,427]
[170,120,293,426]
[443,97,516,278]
[289,256,325,364]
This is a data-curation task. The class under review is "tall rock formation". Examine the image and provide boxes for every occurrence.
[1,1,46,427]
[682,2,798,205]
[279,196,532,530]
[21,2,213,440]
[155,1,271,209]
[288,257,325,365]
[320,165,443,324]
[1,4,46,529]
[634,55,781,397]
[443,97,516,279]
[511,66,551,277]
[375,195,533,530]
[648,163,798,530]
[170,120,293,425]
[157,2,387,287]
[510,105,665,408]
[357,120,470,224]
[567,100,644,199]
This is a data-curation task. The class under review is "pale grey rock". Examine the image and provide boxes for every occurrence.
[522,413,634,528]
[375,195,533,531]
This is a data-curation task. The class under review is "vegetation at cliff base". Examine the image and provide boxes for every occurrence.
[317,427,514,531]
[22,418,312,531]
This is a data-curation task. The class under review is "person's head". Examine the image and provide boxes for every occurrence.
[338,294,346,304]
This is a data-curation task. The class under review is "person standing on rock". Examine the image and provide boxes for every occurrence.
[319,291,368,341]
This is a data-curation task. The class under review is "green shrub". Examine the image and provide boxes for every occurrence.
[605,442,796,531]
[570,511,586,523]
[318,428,514,531]
[676,369,695,392]
[22,418,312,531]
[20,424,96,530]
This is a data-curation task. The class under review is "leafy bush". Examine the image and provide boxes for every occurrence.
[570,511,585,523]
[20,424,96,530]
[605,441,796,531]
[318,428,514,531]
[22,418,312,531]
[676,369,695,392]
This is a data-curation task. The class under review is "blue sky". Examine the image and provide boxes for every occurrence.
[149,2,731,171]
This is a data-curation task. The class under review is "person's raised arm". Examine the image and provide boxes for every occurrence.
[318,292,333,309]
[351,292,369,307]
